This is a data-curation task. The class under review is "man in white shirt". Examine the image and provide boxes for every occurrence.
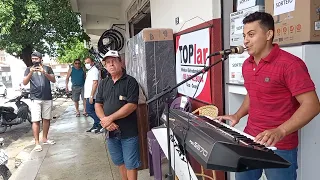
[84,57,102,133]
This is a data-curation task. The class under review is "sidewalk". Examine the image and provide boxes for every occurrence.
[9,104,154,180]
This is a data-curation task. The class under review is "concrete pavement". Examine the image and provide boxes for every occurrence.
[9,103,156,180]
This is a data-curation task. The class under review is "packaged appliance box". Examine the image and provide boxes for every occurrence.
[230,5,265,46]
[265,0,320,46]
[237,0,265,11]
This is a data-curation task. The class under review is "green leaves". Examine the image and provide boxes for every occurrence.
[57,38,91,64]
[0,0,89,65]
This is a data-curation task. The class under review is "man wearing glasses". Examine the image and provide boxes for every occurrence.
[66,59,87,117]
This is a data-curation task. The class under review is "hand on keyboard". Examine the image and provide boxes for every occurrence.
[216,114,240,127]
[254,127,287,147]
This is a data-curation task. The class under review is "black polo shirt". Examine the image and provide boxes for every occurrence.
[96,71,139,139]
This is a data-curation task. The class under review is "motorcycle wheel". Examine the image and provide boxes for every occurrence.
[0,126,6,134]
[0,165,11,180]
[27,111,32,124]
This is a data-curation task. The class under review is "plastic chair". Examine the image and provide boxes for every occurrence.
[147,130,165,180]
[192,105,219,180]
[170,96,192,112]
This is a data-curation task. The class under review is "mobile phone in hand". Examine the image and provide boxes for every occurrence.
[33,62,40,67]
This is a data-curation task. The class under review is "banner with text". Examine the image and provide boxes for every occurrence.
[175,28,211,103]
[229,50,249,84]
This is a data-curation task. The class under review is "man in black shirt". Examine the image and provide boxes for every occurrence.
[95,50,140,180]
[23,51,56,152]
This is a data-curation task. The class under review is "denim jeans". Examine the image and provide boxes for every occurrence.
[235,148,298,180]
[85,98,100,128]
[107,136,141,170]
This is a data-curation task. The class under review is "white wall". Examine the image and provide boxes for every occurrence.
[150,0,221,33]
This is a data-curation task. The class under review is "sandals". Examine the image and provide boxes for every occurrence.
[83,113,89,117]
[76,113,80,117]
[33,145,42,152]
[43,139,56,145]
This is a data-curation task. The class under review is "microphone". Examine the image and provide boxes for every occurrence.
[207,46,245,58]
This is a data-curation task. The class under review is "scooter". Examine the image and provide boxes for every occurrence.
[0,138,11,180]
[0,95,32,133]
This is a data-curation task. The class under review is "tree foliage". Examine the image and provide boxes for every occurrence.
[57,38,91,64]
[0,0,89,66]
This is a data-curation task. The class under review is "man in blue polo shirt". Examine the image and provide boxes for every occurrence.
[95,50,141,180]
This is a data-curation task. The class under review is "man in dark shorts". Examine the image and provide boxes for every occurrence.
[66,59,87,117]
[95,50,141,180]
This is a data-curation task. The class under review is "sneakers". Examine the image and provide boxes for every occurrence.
[86,125,102,133]
[86,126,97,133]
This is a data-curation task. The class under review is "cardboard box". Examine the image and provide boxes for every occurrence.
[140,28,174,41]
[159,28,173,40]
[230,5,265,46]
[237,0,265,11]
[265,0,320,46]
[141,28,160,42]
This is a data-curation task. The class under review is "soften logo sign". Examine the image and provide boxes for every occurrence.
[175,27,212,103]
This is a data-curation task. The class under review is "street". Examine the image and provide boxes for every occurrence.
[0,88,73,148]
[0,89,31,149]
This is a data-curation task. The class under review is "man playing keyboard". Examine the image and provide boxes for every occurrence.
[218,12,320,180]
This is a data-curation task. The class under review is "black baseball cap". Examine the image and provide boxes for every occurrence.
[31,51,43,59]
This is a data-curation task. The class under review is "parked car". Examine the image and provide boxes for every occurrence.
[0,83,7,97]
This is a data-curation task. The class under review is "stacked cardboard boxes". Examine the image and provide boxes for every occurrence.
[265,0,320,45]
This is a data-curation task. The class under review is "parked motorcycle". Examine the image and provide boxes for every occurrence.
[0,95,32,133]
[0,138,11,180]
[52,87,72,100]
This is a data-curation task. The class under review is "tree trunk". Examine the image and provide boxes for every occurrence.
[20,45,33,67]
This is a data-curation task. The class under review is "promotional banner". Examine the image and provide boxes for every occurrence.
[228,50,249,84]
[175,28,212,103]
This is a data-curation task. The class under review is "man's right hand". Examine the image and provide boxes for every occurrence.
[216,114,240,127]
[106,123,118,131]
[30,66,37,73]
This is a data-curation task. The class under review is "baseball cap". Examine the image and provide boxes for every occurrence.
[102,50,120,60]
[31,51,43,59]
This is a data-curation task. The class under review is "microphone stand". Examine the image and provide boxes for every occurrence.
[146,54,230,180]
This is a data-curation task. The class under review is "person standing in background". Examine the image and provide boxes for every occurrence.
[84,57,102,133]
[66,59,87,117]
[23,51,56,152]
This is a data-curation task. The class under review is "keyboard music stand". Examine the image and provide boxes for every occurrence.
[147,54,230,180]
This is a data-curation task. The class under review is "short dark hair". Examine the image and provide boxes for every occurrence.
[85,57,94,62]
[74,59,81,63]
[243,12,275,38]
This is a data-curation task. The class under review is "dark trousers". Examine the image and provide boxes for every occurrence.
[86,98,100,128]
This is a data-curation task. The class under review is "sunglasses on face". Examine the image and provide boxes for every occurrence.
[74,63,80,65]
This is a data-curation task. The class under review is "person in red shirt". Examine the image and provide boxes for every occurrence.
[218,12,320,180]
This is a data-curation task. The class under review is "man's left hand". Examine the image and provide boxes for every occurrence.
[100,116,114,128]
[38,65,45,74]
[89,97,94,104]
[254,127,287,147]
